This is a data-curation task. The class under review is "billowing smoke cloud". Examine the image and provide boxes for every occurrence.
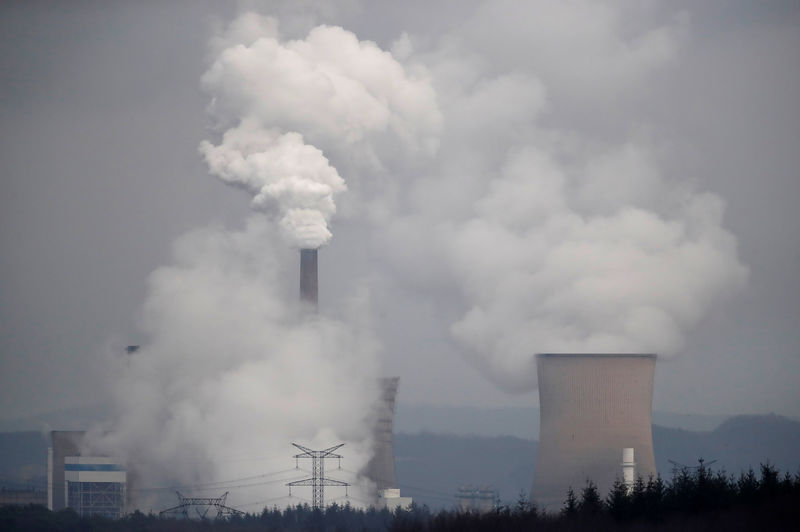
[371,1,747,393]
[199,13,441,248]
[445,146,748,391]
[87,13,441,511]
[200,120,345,248]
[89,218,381,510]
[88,2,749,511]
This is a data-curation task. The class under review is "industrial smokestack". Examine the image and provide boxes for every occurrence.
[532,354,657,510]
[299,248,318,309]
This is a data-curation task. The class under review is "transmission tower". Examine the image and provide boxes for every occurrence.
[159,491,244,519]
[287,442,349,509]
[668,457,718,476]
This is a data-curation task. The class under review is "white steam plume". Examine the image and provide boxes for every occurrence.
[374,1,747,393]
[200,120,345,248]
[199,13,441,248]
[89,218,381,510]
[85,12,443,511]
[445,146,748,391]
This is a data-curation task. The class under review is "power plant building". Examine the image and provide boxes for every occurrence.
[48,431,127,518]
[532,354,657,510]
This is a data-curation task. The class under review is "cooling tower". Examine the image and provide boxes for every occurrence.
[299,248,318,308]
[532,354,657,510]
[362,377,400,493]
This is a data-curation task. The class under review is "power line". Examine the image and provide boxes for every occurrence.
[129,467,308,493]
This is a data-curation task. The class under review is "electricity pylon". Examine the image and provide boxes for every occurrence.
[159,491,243,519]
[287,442,349,509]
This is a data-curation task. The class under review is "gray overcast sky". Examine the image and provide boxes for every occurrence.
[1,0,799,424]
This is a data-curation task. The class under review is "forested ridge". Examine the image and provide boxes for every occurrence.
[2,462,798,531]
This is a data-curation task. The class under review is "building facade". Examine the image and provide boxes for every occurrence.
[49,431,127,518]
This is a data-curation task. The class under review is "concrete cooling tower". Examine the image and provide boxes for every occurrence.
[532,354,657,510]
[362,377,400,493]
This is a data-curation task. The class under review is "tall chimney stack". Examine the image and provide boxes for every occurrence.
[300,248,318,309]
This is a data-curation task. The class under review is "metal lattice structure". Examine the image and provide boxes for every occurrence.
[67,481,125,518]
[159,491,244,520]
[287,443,349,509]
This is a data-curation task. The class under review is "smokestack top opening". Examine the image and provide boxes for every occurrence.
[537,353,657,359]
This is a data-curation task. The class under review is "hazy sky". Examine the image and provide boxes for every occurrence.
[1,0,799,425]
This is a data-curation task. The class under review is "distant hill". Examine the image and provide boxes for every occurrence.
[0,402,732,437]
[394,432,535,510]
[0,404,110,433]
[0,432,47,490]
[394,404,731,438]
[654,413,800,475]
[396,414,800,510]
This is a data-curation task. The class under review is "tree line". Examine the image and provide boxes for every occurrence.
[1,462,798,531]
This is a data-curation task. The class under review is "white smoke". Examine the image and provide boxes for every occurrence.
[88,4,750,511]
[199,13,441,248]
[89,218,381,510]
[445,147,747,391]
[87,13,442,511]
[200,120,345,248]
[371,1,747,393]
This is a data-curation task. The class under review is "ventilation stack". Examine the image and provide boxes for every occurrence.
[622,448,636,492]
[300,248,318,309]
[531,354,657,510]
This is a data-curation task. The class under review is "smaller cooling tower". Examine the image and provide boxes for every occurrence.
[532,354,657,510]
[300,249,318,308]
[363,377,400,493]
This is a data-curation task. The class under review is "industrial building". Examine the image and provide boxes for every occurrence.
[48,431,127,518]
[376,489,412,511]
[532,354,657,510]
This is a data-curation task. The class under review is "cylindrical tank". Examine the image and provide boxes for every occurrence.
[532,354,657,510]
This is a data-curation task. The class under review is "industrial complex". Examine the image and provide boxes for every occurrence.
[24,251,661,518]
[48,431,127,518]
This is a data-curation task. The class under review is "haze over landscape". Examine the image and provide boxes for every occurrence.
[1,0,799,513]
